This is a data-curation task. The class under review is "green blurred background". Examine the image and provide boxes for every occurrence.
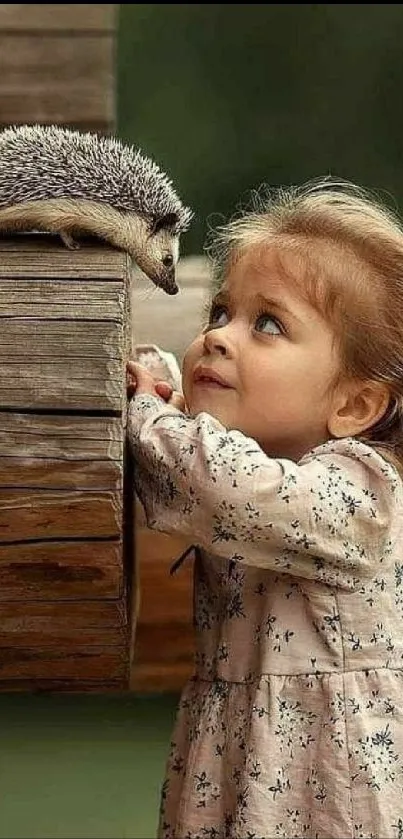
[0,693,178,839]
[118,3,403,256]
[3,4,403,838]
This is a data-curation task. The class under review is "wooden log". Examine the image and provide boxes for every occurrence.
[0,233,133,692]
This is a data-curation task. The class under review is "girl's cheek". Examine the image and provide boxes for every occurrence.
[182,338,202,404]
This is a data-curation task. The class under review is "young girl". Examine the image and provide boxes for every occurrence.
[127,178,403,839]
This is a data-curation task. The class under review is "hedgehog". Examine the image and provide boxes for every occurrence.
[0,124,193,295]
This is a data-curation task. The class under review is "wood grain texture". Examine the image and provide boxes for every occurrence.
[130,527,195,693]
[0,362,123,412]
[0,458,121,492]
[0,678,124,692]
[0,540,122,601]
[0,599,126,634]
[0,6,117,131]
[0,279,126,307]
[0,488,122,542]
[0,33,114,94]
[0,237,130,413]
[0,233,132,691]
[0,414,123,461]
[0,235,129,274]
[0,243,210,693]
[0,5,117,32]
[0,600,129,686]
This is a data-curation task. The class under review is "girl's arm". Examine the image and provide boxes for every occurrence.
[128,391,401,591]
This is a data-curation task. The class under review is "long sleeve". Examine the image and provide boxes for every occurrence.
[127,394,402,590]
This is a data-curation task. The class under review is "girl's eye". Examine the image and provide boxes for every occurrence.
[208,304,229,328]
[255,313,283,335]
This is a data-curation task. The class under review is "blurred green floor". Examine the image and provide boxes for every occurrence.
[0,692,179,839]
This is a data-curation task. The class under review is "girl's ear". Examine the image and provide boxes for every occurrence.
[328,379,391,438]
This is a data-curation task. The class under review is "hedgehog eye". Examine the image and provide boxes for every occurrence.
[163,254,174,268]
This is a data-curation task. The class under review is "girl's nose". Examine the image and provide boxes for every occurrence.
[203,325,234,357]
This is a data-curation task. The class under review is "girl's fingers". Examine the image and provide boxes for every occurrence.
[155,381,173,401]
[169,391,186,411]
[155,381,185,410]
[126,361,157,395]
[126,362,185,410]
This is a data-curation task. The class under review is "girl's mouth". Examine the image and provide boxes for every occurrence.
[193,367,232,388]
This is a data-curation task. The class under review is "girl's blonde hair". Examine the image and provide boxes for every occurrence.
[206,177,403,469]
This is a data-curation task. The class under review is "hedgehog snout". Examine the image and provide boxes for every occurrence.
[157,265,179,295]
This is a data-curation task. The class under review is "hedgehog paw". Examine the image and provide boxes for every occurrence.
[60,232,80,250]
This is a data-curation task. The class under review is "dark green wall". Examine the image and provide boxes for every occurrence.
[118,4,403,254]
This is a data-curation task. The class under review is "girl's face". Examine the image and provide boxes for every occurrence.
[182,245,344,461]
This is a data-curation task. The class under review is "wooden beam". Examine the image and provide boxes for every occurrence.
[0,34,115,128]
[0,5,117,32]
[0,6,117,132]
[0,233,132,692]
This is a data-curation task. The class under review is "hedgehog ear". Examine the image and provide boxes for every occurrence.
[151,213,179,234]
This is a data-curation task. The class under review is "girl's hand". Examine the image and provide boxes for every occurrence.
[126,361,185,411]
[154,380,186,410]
[126,361,155,399]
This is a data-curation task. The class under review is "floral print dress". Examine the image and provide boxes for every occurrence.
[128,394,403,839]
